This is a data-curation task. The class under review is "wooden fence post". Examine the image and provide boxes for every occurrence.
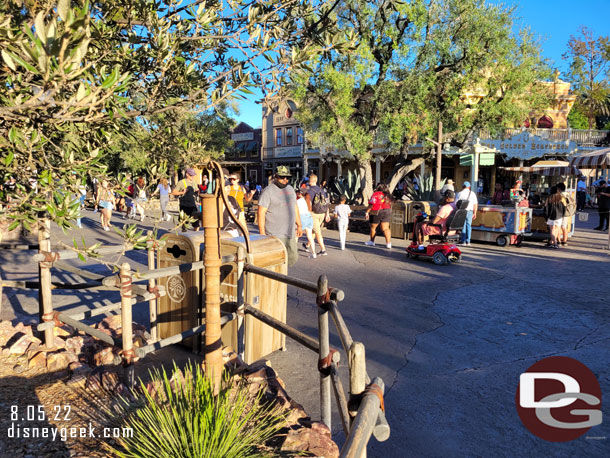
[38,217,54,349]
[202,192,223,394]
[120,262,135,388]
[317,275,332,430]
[349,341,367,458]
[341,377,385,458]
[146,235,158,342]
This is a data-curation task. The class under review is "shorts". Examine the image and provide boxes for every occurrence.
[300,212,314,231]
[312,212,326,237]
[276,236,298,267]
[99,200,113,210]
[561,216,572,228]
[547,218,563,227]
[371,208,391,224]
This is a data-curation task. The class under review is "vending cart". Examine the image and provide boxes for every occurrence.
[470,204,532,246]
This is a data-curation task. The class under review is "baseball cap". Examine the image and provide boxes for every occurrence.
[185,168,196,177]
[463,181,471,188]
[447,179,454,184]
[276,165,292,177]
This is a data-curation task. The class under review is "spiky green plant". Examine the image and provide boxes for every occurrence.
[289,171,301,189]
[403,173,446,202]
[104,362,285,458]
[329,168,362,204]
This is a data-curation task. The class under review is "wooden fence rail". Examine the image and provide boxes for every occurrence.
[6,220,389,456]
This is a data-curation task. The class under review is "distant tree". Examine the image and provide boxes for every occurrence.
[563,26,610,129]
[291,0,550,201]
[568,106,589,130]
[116,105,236,176]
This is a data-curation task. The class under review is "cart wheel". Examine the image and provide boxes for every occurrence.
[432,252,447,265]
[515,235,523,247]
[496,235,508,247]
[406,252,411,258]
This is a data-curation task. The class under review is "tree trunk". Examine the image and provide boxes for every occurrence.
[359,159,374,204]
[386,157,426,194]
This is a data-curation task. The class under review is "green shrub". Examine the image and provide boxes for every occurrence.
[105,362,285,458]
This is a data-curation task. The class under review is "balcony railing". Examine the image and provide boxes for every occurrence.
[479,128,610,147]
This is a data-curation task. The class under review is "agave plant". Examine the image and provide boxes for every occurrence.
[103,362,286,458]
[403,173,446,202]
[329,168,362,204]
[289,171,301,189]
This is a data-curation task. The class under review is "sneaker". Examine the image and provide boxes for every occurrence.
[76,222,82,228]
[309,253,317,258]
[552,244,559,249]
[593,227,603,231]
[364,241,375,246]
[302,242,310,250]
[103,226,110,232]
[319,250,328,256]
[166,214,172,221]
[465,242,471,246]
[386,244,392,249]
[341,246,345,251]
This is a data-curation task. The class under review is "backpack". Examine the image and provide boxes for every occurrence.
[564,193,576,217]
[312,189,329,214]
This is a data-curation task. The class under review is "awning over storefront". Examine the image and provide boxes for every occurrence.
[499,165,581,176]
[569,148,610,169]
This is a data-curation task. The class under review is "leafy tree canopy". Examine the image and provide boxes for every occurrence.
[291,0,551,199]
[0,0,344,233]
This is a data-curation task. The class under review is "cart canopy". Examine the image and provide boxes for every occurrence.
[499,165,581,176]
[569,148,610,169]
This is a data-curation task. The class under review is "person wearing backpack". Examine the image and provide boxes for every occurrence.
[305,173,330,256]
[172,168,200,230]
[557,182,575,246]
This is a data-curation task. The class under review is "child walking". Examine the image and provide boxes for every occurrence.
[334,195,352,250]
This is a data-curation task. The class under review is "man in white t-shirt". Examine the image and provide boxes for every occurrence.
[455,181,478,245]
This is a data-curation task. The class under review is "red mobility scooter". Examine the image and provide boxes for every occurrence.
[405,200,467,265]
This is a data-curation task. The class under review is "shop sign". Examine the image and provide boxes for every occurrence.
[459,153,495,166]
[231,132,254,141]
[275,146,302,158]
[479,132,577,159]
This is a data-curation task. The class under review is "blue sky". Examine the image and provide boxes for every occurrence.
[235,0,610,128]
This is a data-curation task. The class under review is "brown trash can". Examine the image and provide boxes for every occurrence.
[390,201,438,240]
[156,232,287,364]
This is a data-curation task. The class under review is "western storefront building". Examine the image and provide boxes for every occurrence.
[262,99,307,182]
[223,122,263,186]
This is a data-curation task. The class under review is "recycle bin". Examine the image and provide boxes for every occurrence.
[390,201,437,240]
[390,201,408,239]
[157,232,287,363]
